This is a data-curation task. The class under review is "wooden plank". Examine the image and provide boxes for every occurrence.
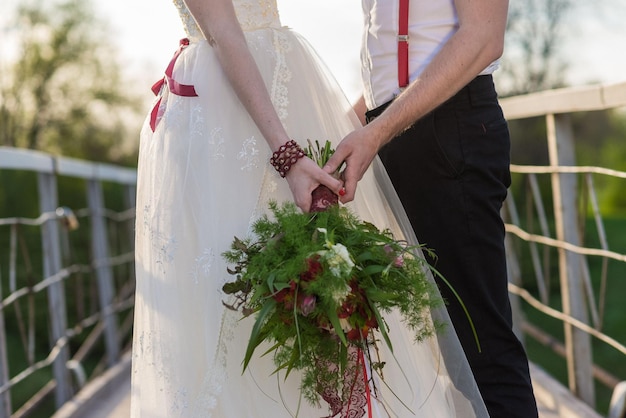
[530,363,603,418]
[87,180,120,367]
[0,147,53,172]
[56,157,96,179]
[546,114,595,405]
[501,81,626,120]
[38,172,73,407]
[0,285,12,417]
[56,156,136,184]
[0,147,137,184]
[94,164,137,185]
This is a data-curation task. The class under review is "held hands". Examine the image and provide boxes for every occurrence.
[285,157,344,212]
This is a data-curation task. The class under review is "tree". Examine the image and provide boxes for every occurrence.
[0,0,143,165]
[497,0,576,96]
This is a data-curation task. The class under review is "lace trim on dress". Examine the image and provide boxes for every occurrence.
[234,0,280,31]
[208,127,226,160]
[270,30,292,127]
[190,306,238,417]
[237,136,260,171]
[173,0,203,41]
[191,247,215,284]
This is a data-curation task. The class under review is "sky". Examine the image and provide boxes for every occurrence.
[92,0,366,101]
[1,0,626,104]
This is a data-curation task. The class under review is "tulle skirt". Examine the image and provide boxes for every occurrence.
[131,25,488,418]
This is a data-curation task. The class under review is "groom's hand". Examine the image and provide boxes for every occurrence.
[324,127,381,203]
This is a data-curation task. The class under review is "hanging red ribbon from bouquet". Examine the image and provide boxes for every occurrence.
[149,38,198,132]
[359,349,373,418]
[319,346,373,418]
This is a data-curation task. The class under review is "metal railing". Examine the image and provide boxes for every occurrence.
[0,147,136,417]
[500,81,626,417]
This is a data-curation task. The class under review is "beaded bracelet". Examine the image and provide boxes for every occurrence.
[270,140,305,177]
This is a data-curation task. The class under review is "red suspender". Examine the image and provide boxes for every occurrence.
[398,0,409,88]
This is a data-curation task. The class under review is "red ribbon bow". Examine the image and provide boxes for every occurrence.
[149,38,198,132]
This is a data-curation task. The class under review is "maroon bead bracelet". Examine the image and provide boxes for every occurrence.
[270,140,305,177]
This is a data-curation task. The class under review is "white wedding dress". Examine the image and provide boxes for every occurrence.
[130,0,489,417]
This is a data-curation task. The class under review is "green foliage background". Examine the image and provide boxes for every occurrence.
[0,0,144,165]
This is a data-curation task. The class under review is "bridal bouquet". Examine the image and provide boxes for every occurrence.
[221,141,454,413]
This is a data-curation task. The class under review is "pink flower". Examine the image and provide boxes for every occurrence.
[384,244,404,268]
[300,294,317,316]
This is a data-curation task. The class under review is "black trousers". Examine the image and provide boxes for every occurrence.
[368,75,538,418]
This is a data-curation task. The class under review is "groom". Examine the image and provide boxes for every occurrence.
[326,0,539,417]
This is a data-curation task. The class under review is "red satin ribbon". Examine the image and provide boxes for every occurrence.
[360,349,373,418]
[149,38,198,132]
[346,349,372,418]
[398,0,409,88]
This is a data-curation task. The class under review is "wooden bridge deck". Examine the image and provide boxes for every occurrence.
[52,352,603,418]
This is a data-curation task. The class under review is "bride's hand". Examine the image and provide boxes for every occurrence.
[285,157,344,212]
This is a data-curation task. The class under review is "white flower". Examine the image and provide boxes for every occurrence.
[326,243,354,277]
[316,228,354,277]
[339,318,351,333]
[330,281,352,305]
[315,228,354,304]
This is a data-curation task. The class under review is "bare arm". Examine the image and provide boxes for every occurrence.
[352,95,367,127]
[325,0,509,202]
[184,0,343,210]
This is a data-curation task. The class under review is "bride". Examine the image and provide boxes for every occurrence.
[130,0,488,416]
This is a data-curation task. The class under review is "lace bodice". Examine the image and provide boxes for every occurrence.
[173,0,281,41]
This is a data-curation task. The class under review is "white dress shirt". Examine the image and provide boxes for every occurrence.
[361,0,499,109]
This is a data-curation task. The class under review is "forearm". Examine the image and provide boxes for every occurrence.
[214,38,289,151]
[352,96,367,126]
[183,0,289,152]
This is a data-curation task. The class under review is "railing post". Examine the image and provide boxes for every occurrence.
[0,272,12,417]
[38,172,73,407]
[546,113,595,405]
[87,179,120,367]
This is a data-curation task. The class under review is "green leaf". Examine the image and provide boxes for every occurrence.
[355,251,377,263]
[370,303,393,352]
[221,280,246,294]
[243,299,277,371]
[282,342,302,379]
[249,282,269,305]
[233,236,248,251]
[366,290,400,302]
[361,265,387,276]
[326,307,347,346]
[266,271,277,291]
[339,339,348,372]
[431,266,481,353]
